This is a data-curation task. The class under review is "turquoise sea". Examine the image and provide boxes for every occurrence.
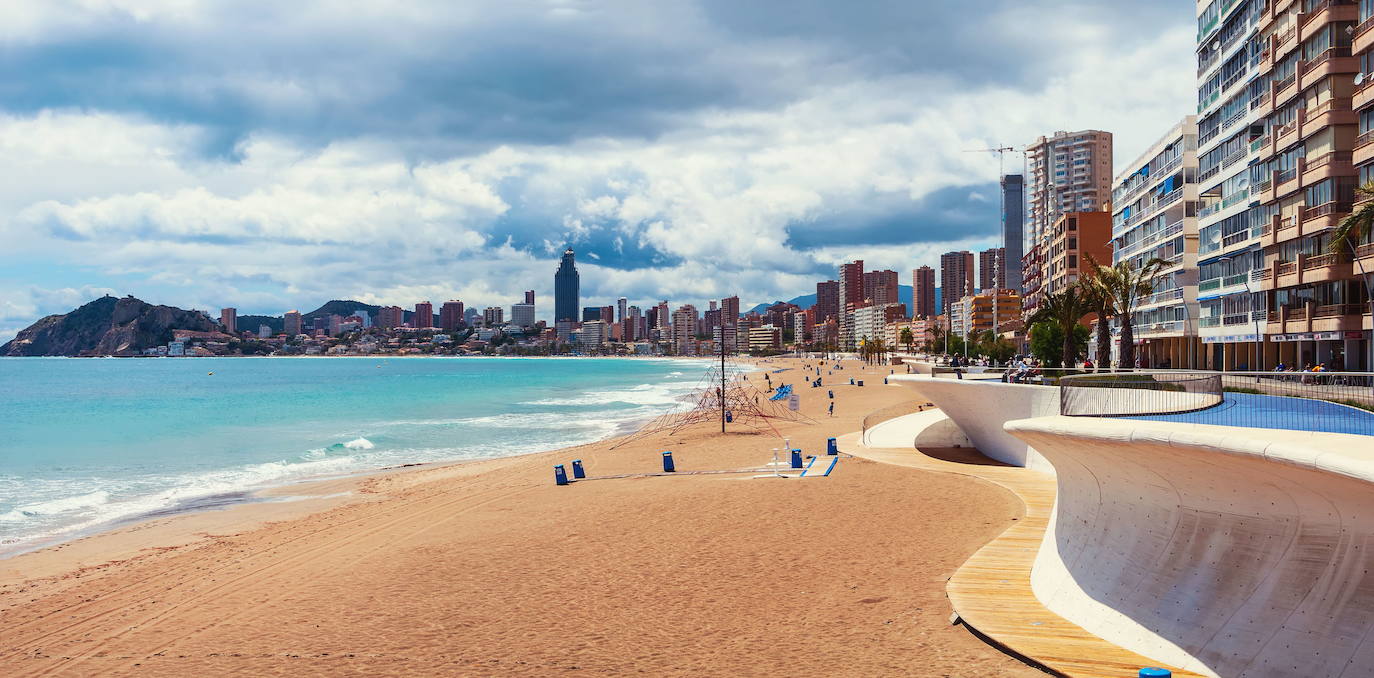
[0,357,708,555]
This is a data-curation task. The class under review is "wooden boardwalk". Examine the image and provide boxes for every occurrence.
[838,432,1207,678]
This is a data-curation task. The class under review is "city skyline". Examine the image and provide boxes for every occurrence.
[0,1,1195,342]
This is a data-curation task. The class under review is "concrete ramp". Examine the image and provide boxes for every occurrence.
[888,375,1057,472]
[1006,416,1374,678]
[862,408,970,449]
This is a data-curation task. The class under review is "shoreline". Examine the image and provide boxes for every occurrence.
[0,356,724,562]
[0,357,1044,677]
[0,354,719,561]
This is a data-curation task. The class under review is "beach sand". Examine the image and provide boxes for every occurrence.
[0,357,1044,677]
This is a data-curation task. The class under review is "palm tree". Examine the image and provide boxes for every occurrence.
[1079,254,1115,372]
[1095,257,1167,370]
[1029,287,1092,368]
[899,326,914,354]
[1330,181,1374,257]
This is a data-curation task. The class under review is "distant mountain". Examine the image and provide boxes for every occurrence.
[746,285,939,315]
[302,300,433,326]
[1,295,219,357]
[237,314,284,334]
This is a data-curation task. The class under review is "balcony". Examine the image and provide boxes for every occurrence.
[1356,13,1374,54]
[1301,48,1359,91]
[1300,200,1353,234]
[1274,111,1303,150]
[1300,1,1359,44]
[1357,129,1374,166]
[1302,97,1356,137]
[1277,261,1298,276]
[1275,71,1300,107]
[1276,162,1303,197]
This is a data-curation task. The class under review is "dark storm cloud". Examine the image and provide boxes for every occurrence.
[1,0,1192,158]
[784,183,999,250]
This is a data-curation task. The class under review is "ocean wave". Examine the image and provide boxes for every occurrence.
[0,490,110,522]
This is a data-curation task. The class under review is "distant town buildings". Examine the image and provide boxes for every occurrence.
[440,301,465,331]
[414,301,433,329]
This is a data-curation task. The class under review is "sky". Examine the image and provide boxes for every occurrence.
[0,0,1196,339]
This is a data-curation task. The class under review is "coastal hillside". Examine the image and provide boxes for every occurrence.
[0,295,218,357]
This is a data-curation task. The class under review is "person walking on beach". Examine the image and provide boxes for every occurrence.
[828,401,834,417]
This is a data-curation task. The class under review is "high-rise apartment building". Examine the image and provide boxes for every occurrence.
[671,304,698,354]
[554,248,579,322]
[440,300,465,331]
[1002,173,1026,294]
[483,306,504,326]
[1113,116,1201,368]
[510,302,535,328]
[978,248,1006,291]
[863,269,899,305]
[814,281,839,324]
[1024,130,1113,318]
[719,296,739,326]
[1246,0,1370,370]
[1025,130,1114,243]
[912,266,936,319]
[838,260,866,350]
[284,310,302,336]
[582,306,602,323]
[413,301,433,329]
[525,290,535,305]
[600,305,614,324]
[220,308,236,334]
[377,306,403,329]
[939,251,975,317]
[617,297,627,322]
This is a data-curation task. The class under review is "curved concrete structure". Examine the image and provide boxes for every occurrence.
[888,375,1057,472]
[861,408,970,449]
[1007,416,1374,678]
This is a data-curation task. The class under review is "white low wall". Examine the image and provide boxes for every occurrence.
[1007,416,1374,678]
[887,375,1057,472]
[862,409,970,449]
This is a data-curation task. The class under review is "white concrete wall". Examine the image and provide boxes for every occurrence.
[888,375,1057,472]
[862,409,970,449]
[1007,416,1374,678]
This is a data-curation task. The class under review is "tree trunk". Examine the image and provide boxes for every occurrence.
[1119,316,1135,370]
[1095,315,1111,372]
[1062,322,1076,370]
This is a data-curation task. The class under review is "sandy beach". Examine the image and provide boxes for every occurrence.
[0,357,1043,677]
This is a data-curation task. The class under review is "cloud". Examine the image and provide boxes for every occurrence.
[0,0,1197,329]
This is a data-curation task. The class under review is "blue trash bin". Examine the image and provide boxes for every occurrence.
[790,449,803,469]
[827,437,838,455]
[662,451,675,473]
[554,464,569,486]
[571,459,585,479]
[1138,669,1171,678]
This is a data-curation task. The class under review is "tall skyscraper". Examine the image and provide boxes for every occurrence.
[525,290,535,305]
[814,280,839,323]
[283,310,302,336]
[440,300,465,331]
[912,266,936,319]
[220,308,236,334]
[599,305,614,324]
[671,304,698,354]
[554,248,579,322]
[414,301,434,329]
[1001,173,1025,294]
[939,251,975,317]
[616,297,627,322]
[863,270,898,305]
[978,248,1005,291]
[719,296,740,326]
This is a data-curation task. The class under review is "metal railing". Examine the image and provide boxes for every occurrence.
[1060,373,1223,417]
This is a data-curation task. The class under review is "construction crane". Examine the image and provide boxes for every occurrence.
[963,146,1025,344]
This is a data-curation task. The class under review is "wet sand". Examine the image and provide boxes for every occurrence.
[0,357,1043,677]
